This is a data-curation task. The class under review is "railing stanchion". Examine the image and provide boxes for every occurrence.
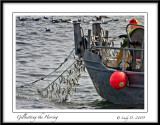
[122,48,125,71]
[102,48,103,63]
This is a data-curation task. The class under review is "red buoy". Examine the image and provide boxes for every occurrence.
[110,71,127,89]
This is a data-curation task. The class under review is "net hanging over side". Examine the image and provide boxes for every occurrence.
[16,48,86,103]
[37,58,86,103]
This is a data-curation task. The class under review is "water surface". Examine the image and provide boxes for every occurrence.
[16,15,144,110]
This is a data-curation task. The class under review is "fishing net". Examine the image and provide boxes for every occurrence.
[16,48,86,103]
[37,58,86,102]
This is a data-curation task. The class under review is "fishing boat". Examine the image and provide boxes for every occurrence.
[73,22,144,105]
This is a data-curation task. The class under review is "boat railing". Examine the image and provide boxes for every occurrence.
[73,22,144,72]
[91,45,144,51]
[91,45,144,72]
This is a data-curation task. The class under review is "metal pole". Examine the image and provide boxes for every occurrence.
[122,48,125,71]
[91,46,144,51]
[102,48,103,63]
[88,29,91,50]
[73,22,84,58]
[105,30,109,46]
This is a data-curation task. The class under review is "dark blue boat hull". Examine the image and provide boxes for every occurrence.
[83,51,144,105]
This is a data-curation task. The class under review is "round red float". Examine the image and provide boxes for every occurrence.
[110,71,127,89]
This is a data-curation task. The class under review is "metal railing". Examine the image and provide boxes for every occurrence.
[91,45,144,71]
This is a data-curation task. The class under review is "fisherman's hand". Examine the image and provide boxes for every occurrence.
[119,35,126,38]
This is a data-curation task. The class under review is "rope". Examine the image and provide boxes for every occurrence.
[18,48,75,88]
[38,59,78,94]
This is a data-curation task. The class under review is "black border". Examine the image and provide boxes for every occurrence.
[12,12,148,113]
[1,0,159,124]
[0,0,160,2]
[13,12,147,113]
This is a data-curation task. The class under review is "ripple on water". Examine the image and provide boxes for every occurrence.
[16,15,144,110]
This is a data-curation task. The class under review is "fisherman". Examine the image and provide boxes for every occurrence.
[116,19,140,69]
[119,19,140,47]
